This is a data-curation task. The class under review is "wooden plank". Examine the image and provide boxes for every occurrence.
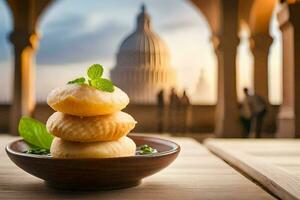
[205,139,300,200]
[0,135,274,200]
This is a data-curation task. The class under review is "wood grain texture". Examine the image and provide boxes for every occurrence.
[205,139,300,200]
[0,134,274,200]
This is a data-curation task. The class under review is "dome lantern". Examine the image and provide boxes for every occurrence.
[137,4,151,31]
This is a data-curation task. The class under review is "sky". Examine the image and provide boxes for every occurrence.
[0,0,282,104]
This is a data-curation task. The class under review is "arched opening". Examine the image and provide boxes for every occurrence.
[157,1,217,105]
[0,0,13,103]
[269,5,282,105]
[236,27,254,101]
[236,3,282,105]
[29,0,217,133]
[36,0,217,105]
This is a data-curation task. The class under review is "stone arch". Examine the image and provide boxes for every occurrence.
[183,0,217,104]
[189,0,220,33]
[245,0,277,34]
[35,0,217,105]
[239,0,277,104]
[239,3,283,105]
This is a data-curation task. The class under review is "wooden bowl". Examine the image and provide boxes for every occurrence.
[5,135,180,190]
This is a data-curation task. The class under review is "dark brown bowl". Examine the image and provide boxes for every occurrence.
[5,135,180,190]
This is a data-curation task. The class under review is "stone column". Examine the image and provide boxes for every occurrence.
[9,31,39,135]
[250,34,273,101]
[213,35,242,137]
[250,34,274,134]
[6,0,51,135]
[277,2,300,137]
[213,0,243,137]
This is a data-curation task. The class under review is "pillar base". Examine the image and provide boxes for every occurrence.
[277,107,296,138]
[215,122,243,138]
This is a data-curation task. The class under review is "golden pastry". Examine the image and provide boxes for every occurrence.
[47,111,136,142]
[47,84,129,116]
[50,136,136,158]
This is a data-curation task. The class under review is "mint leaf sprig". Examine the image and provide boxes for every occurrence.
[68,64,115,93]
[26,148,50,155]
[67,77,85,85]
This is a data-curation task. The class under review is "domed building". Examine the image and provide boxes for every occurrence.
[111,5,177,104]
[192,68,209,104]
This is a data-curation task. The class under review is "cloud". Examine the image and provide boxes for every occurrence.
[0,0,12,62]
[37,19,128,65]
[159,19,199,32]
[0,0,206,65]
[144,0,208,33]
[0,29,11,62]
[41,14,87,38]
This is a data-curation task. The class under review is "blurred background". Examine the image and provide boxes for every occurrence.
[1,0,299,139]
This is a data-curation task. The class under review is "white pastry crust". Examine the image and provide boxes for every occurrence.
[47,111,136,142]
[50,136,136,158]
[47,84,129,116]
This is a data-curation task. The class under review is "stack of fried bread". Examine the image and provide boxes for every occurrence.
[46,84,137,158]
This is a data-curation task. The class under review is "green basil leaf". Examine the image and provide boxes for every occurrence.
[87,64,103,80]
[90,78,115,92]
[18,117,54,150]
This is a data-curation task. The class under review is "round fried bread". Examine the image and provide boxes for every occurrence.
[47,84,129,116]
[47,111,136,142]
[50,136,136,158]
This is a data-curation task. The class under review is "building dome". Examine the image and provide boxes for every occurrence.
[116,5,170,69]
[111,5,177,104]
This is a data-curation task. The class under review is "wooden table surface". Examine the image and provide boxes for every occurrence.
[0,135,275,200]
[205,139,300,200]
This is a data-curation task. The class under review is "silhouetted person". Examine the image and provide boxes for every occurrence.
[169,88,180,108]
[157,89,165,132]
[240,90,252,137]
[168,88,180,132]
[180,90,191,133]
[181,90,190,105]
[241,88,267,138]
